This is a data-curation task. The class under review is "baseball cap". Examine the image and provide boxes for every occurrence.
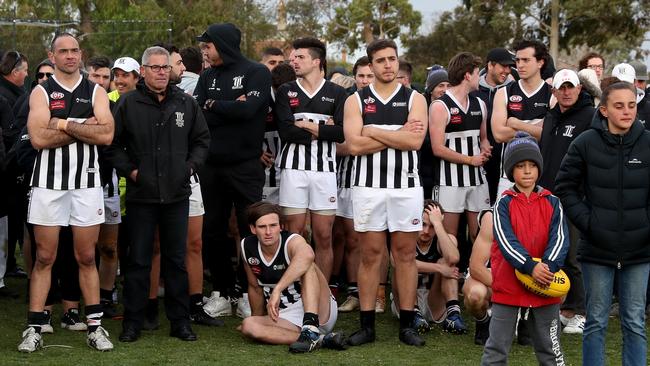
[486,48,515,66]
[630,61,648,81]
[552,69,580,89]
[611,63,635,84]
[112,57,140,75]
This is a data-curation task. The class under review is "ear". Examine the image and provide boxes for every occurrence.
[140,66,145,75]
[48,51,55,64]
[249,224,256,235]
[599,104,608,118]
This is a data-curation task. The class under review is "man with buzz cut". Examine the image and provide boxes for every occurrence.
[343,38,428,347]
[19,32,115,352]
[275,37,347,282]
[261,47,285,71]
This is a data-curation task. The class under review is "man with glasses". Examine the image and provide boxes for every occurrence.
[107,46,210,343]
[578,52,605,80]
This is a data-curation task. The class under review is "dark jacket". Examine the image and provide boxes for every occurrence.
[555,113,650,267]
[193,23,271,165]
[538,92,595,191]
[0,75,24,109]
[637,88,650,129]
[107,81,210,204]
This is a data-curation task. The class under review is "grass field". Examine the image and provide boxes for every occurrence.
[0,275,643,365]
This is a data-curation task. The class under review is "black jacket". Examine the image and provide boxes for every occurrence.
[538,92,595,191]
[193,23,271,165]
[555,113,650,267]
[107,81,210,204]
[0,75,24,109]
[637,89,650,129]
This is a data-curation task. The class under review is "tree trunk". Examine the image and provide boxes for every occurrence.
[550,0,559,61]
[362,22,374,44]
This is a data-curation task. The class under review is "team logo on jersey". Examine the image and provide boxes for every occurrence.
[322,96,335,103]
[175,112,185,127]
[288,91,298,98]
[449,107,460,115]
[363,96,375,104]
[50,100,65,110]
[412,218,420,225]
[563,125,576,137]
[232,75,244,90]
[509,95,523,103]
[248,257,260,266]
[50,91,64,100]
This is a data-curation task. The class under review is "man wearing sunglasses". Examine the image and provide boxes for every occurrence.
[106,46,210,343]
[0,50,28,109]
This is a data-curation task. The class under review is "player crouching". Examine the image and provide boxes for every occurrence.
[239,202,346,352]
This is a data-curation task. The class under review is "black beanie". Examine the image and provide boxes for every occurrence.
[503,132,543,182]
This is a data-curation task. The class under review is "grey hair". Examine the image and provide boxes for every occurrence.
[141,46,170,66]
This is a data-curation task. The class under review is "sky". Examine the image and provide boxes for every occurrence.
[410,0,461,31]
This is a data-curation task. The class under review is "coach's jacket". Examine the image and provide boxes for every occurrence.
[107,80,210,204]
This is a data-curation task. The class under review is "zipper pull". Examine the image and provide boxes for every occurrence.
[617,262,621,269]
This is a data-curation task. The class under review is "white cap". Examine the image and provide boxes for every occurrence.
[112,57,140,75]
[552,69,580,89]
[611,63,635,84]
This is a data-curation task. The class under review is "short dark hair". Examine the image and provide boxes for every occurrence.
[0,51,28,75]
[153,42,179,55]
[180,46,203,74]
[86,56,111,71]
[600,76,620,92]
[247,202,283,226]
[262,47,283,58]
[50,32,77,51]
[578,52,605,71]
[352,56,371,76]
[513,39,549,74]
[292,37,326,70]
[366,39,398,63]
[271,62,296,90]
[600,81,636,106]
[398,60,413,77]
[447,52,482,86]
[423,199,445,216]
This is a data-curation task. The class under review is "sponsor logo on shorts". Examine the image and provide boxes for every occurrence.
[112,211,119,217]
[50,100,65,110]
[248,257,260,266]
[509,95,522,103]
[329,196,336,203]
[412,218,420,225]
[485,198,490,205]
[50,91,65,100]
[98,209,103,216]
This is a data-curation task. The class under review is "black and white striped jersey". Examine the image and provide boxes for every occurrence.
[336,155,355,189]
[433,91,487,187]
[30,76,101,190]
[241,231,302,309]
[416,242,442,290]
[500,80,552,178]
[264,88,281,188]
[353,84,420,189]
[276,79,346,173]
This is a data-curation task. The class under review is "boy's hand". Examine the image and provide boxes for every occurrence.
[531,262,554,286]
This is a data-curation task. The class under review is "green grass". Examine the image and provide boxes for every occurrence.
[0,275,642,366]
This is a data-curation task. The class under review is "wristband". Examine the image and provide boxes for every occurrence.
[57,119,68,131]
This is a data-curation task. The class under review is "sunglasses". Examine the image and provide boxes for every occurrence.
[8,51,23,71]
[36,72,53,79]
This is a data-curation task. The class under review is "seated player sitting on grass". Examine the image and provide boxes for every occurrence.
[239,202,345,353]
[390,200,467,334]
[462,209,493,345]
[481,132,569,365]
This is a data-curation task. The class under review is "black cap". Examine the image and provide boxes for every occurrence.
[487,48,515,66]
[196,31,212,43]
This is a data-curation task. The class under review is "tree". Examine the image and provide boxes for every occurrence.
[283,0,338,41]
[326,0,422,53]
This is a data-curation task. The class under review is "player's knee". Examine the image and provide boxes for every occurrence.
[392,247,416,264]
[240,318,260,340]
[35,250,57,268]
[464,285,488,308]
[187,236,202,254]
[97,241,117,260]
[75,249,96,267]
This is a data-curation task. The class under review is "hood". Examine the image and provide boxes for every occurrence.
[591,108,645,147]
[577,72,601,101]
[198,23,243,66]
[478,74,512,92]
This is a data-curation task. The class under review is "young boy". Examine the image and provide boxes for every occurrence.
[481,132,569,365]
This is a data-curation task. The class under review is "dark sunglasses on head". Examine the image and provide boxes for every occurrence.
[36,72,53,79]
[9,51,23,71]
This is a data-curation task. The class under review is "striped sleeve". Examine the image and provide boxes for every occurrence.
[493,195,537,274]
[542,195,570,273]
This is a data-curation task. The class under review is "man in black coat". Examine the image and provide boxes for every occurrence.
[107,46,210,343]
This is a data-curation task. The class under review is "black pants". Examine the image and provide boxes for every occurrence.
[199,158,263,297]
[560,221,585,314]
[123,200,190,329]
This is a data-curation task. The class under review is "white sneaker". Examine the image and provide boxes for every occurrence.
[389,293,399,318]
[338,296,360,312]
[18,327,42,353]
[560,313,585,334]
[41,312,54,334]
[203,291,232,317]
[87,326,114,351]
[236,293,252,318]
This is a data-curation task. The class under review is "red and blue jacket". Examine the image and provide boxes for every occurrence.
[491,185,569,307]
